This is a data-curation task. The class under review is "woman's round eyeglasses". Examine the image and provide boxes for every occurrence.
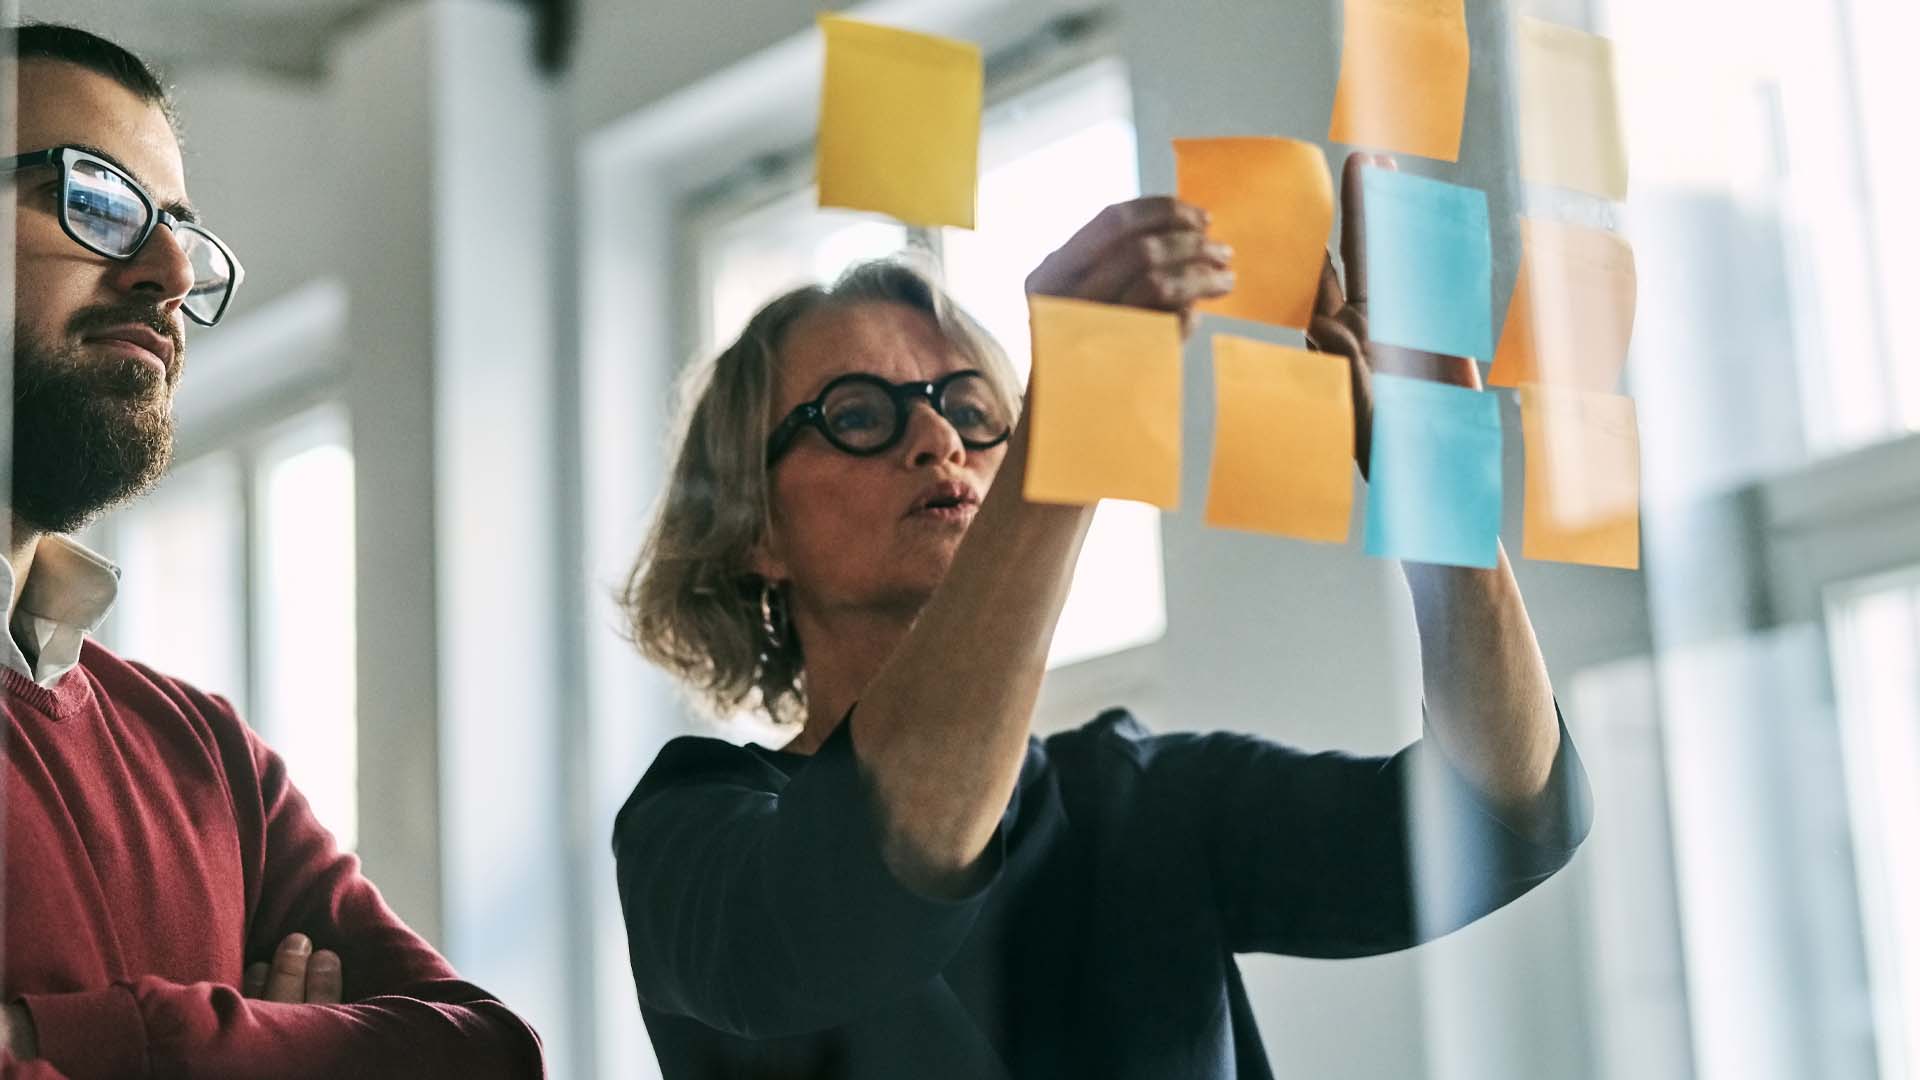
[766,369,1013,467]
[3,145,245,326]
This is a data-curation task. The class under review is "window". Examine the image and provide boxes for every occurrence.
[101,405,358,849]
[253,411,358,850]
[691,59,1163,671]
[1826,567,1920,1080]
[1604,0,1919,459]
[104,453,249,704]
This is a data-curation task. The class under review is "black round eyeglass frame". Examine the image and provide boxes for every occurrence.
[2,145,246,326]
[765,369,1013,467]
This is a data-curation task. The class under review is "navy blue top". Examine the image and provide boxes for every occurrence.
[615,707,1592,1079]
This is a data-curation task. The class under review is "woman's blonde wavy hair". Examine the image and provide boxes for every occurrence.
[620,257,1022,725]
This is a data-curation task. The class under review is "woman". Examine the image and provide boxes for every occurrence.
[615,154,1591,1079]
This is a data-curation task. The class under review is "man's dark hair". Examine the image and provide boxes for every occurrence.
[9,22,171,112]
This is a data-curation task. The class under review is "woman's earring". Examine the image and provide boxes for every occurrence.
[760,582,789,650]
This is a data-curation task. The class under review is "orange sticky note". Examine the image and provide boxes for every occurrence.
[1515,17,1629,201]
[1329,0,1471,163]
[1025,295,1183,509]
[1519,384,1640,569]
[1174,138,1334,330]
[1205,336,1355,542]
[816,15,982,229]
[1490,218,1637,392]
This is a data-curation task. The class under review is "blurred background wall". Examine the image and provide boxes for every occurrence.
[20,0,1920,1077]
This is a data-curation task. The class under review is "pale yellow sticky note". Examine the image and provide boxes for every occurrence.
[816,15,982,229]
[1174,138,1334,330]
[1205,336,1355,542]
[1491,218,1637,392]
[1519,383,1640,569]
[1329,0,1471,163]
[1025,295,1183,509]
[1515,17,1629,201]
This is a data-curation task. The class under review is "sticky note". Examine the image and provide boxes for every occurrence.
[1515,17,1629,201]
[1205,336,1355,541]
[1519,384,1640,569]
[1174,138,1334,330]
[1364,373,1503,568]
[1362,168,1494,360]
[1025,295,1183,509]
[816,15,982,229]
[1491,218,1637,392]
[1329,0,1472,162]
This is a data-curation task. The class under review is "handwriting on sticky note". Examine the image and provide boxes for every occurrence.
[1491,218,1637,392]
[1174,138,1334,330]
[1363,373,1503,568]
[816,15,982,229]
[1519,384,1639,569]
[1362,168,1494,360]
[1515,17,1629,201]
[1329,0,1471,162]
[1205,336,1355,541]
[1025,295,1183,509]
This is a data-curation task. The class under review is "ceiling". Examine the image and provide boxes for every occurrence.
[16,0,392,80]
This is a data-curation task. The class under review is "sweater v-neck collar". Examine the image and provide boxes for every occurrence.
[3,654,98,720]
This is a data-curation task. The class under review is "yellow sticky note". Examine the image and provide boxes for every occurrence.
[816,15,982,229]
[1205,336,1355,542]
[1519,384,1640,569]
[1025,295,1183,509]
[1515,17,1629,201]
[1175,138,1334,330]
[1490,218,1637,392]
[1329,0,1471,163]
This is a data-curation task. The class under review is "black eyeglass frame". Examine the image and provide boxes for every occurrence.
[2,145,246,326]
[765,369,1013,467]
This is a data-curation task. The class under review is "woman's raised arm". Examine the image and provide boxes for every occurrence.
[851,198,1232,898]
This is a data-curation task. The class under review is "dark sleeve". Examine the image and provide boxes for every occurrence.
[614,720,1005,1038]
[1133,705,1591,958]
[20,699,546,1080]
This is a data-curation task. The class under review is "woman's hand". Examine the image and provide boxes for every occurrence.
[1306,153,1483,479]
[1025,197,1234,336]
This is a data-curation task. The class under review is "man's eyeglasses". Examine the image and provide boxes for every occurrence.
[3,145,245,326]
[766,369,1013,467]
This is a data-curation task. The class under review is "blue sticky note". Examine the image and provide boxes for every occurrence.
[1362,168,1494,361]
[1364,374,1503,568]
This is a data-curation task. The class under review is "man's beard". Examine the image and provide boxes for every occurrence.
[10,312,179,535]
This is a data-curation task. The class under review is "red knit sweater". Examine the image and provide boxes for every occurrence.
[1,640,543,1079]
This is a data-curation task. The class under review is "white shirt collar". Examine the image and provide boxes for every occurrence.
[1,534,121,687]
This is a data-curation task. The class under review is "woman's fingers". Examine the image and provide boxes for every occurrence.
[1027,197,1210,297]
[1315,253,1347,319]
[1069,226,1228,306]
[1114,258,1234,311]
[242,962,270,999]
[1339,152,1397,310]
[1308,313,1376,477]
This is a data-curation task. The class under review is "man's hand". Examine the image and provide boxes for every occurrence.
[1306,152,1484,479]
[243,933,343,1005]
[1025,196,1234,337]
[1,1002,38,1060]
